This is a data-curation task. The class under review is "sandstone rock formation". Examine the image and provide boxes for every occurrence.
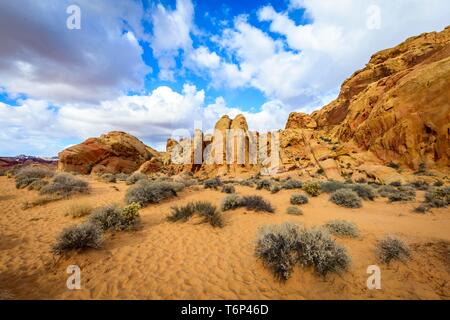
[58,131,158,174]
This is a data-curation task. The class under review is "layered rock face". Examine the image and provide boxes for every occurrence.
[312,26,450,169]
[58,131,158,174]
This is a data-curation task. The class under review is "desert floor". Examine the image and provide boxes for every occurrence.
[0,176,449,300]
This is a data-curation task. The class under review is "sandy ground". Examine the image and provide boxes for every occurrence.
[0,176,449,300]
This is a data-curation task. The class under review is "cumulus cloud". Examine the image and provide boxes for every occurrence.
[0,0,150,104]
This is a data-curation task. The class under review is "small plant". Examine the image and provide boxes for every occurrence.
[349,184,376,200]
[410,180,429,191]
[255,222,300,280]
[389,181,402,187]
[21,194,63,209]
[27,179,49,191]
[125,180,177,207]
[378,185,397,197]
[15,167,54,189]
[256,179,272,191]
[100,173,116,183]
[121,202,141,226]
[433,180,443,187]
[386,162,400,170]
[282,179,302,190]
[65,203,94,218]
[221,185,235,194]
[424,187,450,207]
[126,172,147,185]
[388,186,415,202]
[377,236,410,263]
[270,184,281,194]
[203,177,222,189]
[115,173,130,181]
[415,163,427,175]
[324,220,359,237]
[168,201,223,228]
[221,194,244,211]
[286,206,302,215]
[320,181,347,193]
[40,173,89,197]
[329,189,362,208]
[290,194,308,205]
[413,204,430,214]
[52,222,102,254]
[242,195,274,213]
[239,179,255,187]
[89,203,140,231]
[303,181,321,197]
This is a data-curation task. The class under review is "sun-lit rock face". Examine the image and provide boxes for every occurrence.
[312,26,450,169]
[58,131,158,174]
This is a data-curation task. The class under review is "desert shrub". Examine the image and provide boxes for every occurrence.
[40,173,89,197]
[296,228,351,276]
[324,220,359,237]
[256,179,272,191]
[389,181,402,187]
[377,236,410,263]
[378,185,397,197]
[242,195,274,213]
[270,184,281,194]
[221,185,235,194]
[282,179,303,190]
[290,194,308,205]
[239,179,255,187]
[329,189,362,208]
[52,222,102,254]
[167,201,223,228]
[169,181,186,192]
[89,203,140,231]
[125,172,147,185]
[303,181,321,197]
[65,203,94,218]
[121,203,141,226]
[221,194,244,211]
[424,187,450,208]
[349,184,376,200]
[115,173,130,181]
[413,204,430,214]
[286,206,302,215]
[15,167,54,189]
[388,186,415,202]
[386,162,400,170]
[27,179,49,191]
[433,180,444,187]
[100,173,116,183]
[410,180,429,191]
[415,163,427,175]
[203,177,222,189]
[320,181,347,193]
[125,180,177,206]
[255,223,300,280]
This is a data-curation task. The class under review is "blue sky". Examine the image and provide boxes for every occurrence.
[0,0,449,156]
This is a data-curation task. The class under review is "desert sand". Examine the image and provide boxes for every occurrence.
[0,176,449,300]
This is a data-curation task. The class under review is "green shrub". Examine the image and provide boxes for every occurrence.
[255,223,300,280]
[349,184,376,200]
[167,201,223,228]
[329,189,362,208]
[290,194,308,205]
[221,194,244,211]
[125,180,177,207]
[303,181,321,197]
[286,206,302,215]
[65,203,94,218]
[296,228,351,276]
[126,172,147,185]
[40,173,89,197]
[282,179,302,190]
[52,222,102,254]
[121,203,141,226]
[89,203,140,231]
[256,179,272,191]
[388,186,415,202]
[377,236,410,263]
[242,195,274,213]
[324,220,359,237]
[221,185,235,194]
[320,181,347,193]
[203,177,222,189]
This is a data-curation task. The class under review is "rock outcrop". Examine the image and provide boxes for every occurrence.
[58,131,158,174]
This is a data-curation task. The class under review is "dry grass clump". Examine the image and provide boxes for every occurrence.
[329,189,362,208]
[290,194,308,205]
[377,235,411,264]
[242,195,274,213]
[88,203,141,231]
[21,194,62,210]
[52,222,102,254]
[40,173,89,197]
[324,220,359,238]
[27,179,49,191]
[15,167,54,189]
[255,223,351,280]
[221,185,235,194]
[349,184,376,200]
[65,203,94,218]
[320,181,347,193]
[126,172,147,185]
[167,201,224,228]
[125,180,177,207]
[282,179,302,190]
[388,186,415,202]
[303,181,321,197]
[221,194,244,211]
[203,177,222,189]
[286,206,302,215]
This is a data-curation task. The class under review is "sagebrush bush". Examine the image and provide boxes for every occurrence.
[256,179,272,191]
[52,222,102,254]
[378,185,397,197]
[65,203,94,218]
[286,206,302,215]
[100,173,116,183]
[377,236,410,263]
[433,180,444,187]
[389,181,402,187]
[410,180,429,191]
[203,177,222,189]
[290,194,308,205]
[121,203,141,226]
[303,181,321,197]
[388,186,415,202]
[126,172,147,185]
[424,187,450,208]
[221,194,244,211]
[40,173,89,197]
[115,173,130,181]
[242,195,274,213]
[320,181,347,193]
[324,220,359,237]
[15,167,54,189]
[221,185,235,194]
[282,179,302,190]
[296,227,351,276]
[413,204,430,214]
[89,203,140,231]
[167,201,223,228]
[239,179,255,187]
[270,184,281,194]
[255,223,300,280]
[349,184,376,200]
[27,179,49,191]
[125,180,177,207]
[329,189,362,208]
